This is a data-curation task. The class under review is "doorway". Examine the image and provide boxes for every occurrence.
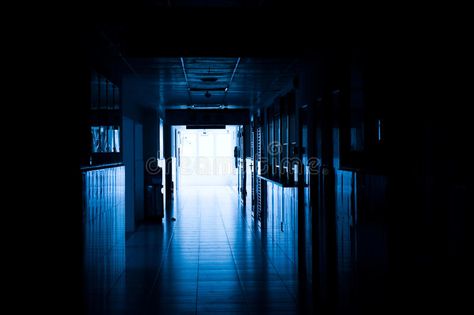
[172,126,239,191]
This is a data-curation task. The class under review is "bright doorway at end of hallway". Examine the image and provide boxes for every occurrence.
[172,125,239,190]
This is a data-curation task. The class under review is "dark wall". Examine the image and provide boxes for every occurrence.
[225,45,470,314]
[333,46,470,313]
[122,75,162,231]
[143,108,159,161]
[82,166,125,314]
[320,49,382,313]
[381,46,470,312]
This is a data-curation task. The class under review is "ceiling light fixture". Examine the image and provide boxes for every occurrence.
[188,104,227,109]
[201,77,218,82]
[189,87,227,92]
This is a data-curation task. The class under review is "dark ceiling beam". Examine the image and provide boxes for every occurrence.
[166,109,250,125]
[189,87,227,92]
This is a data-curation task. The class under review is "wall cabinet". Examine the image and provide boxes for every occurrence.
[88,70,122,165]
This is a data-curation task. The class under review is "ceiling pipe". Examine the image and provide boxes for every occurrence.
[180,57,193,104]
[223,57,240,103]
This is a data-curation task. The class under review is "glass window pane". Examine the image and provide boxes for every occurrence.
[215,133,232,156]
[182,133,197,156]
[199,133,213,157]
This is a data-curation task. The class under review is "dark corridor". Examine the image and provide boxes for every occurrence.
[77,3,470,315]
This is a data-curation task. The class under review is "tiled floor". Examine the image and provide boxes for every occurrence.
[86,186,302,314]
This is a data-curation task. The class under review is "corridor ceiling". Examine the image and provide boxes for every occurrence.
[87,2,324,110]
[127,57,298,109]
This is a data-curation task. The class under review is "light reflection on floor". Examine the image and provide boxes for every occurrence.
[84,183,301,314]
